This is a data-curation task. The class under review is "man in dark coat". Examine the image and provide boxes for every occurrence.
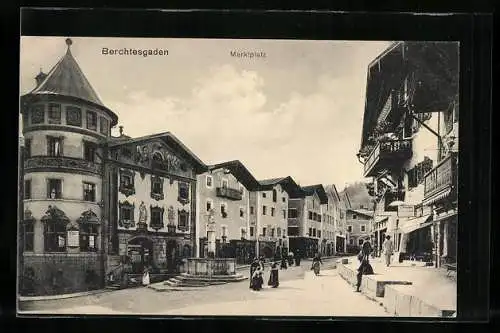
[361,240,373,262]
[249,258,261,288]
[295,249,301,266]
[356,256,374,292]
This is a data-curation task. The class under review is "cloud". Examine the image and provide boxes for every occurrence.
[108,63,366,185]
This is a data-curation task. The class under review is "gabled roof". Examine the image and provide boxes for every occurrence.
[340,190,352,209]
[107,131,207,174]
[21,38,118,126]
[208,160,260,191]
[347,208,374,218]
[326,184,341,204]
[258,176,304,198]
[301,184,328,205]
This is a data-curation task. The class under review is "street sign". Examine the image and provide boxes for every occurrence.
[398,204,415,217]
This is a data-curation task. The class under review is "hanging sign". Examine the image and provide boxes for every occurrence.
[398,204,415,217]
[67,231,79,247]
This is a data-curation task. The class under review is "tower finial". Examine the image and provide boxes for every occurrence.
[65,38,73,48]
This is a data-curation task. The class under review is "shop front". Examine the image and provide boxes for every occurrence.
[119,232,192,274]
[258,236,277,259]
[288,237,319,258]
[397,215,433,262]
[230,239,256,264]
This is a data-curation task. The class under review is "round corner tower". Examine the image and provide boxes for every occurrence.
[20,38,118,295]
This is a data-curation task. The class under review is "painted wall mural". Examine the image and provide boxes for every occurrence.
[112,139,194,179]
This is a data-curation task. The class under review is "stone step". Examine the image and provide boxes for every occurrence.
[179,273,246,282]
[105,284,122,290]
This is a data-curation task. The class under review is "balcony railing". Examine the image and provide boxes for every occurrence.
[363,139,413,177]
[24,156,102,175]
[423,153,457,204]
[216,187,242,201]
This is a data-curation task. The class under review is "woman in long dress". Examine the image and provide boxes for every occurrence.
[268,261,279,288]
[142,266,150,286]
[249,258,261,289]
[280,256,288,270]
[251,266,264,291]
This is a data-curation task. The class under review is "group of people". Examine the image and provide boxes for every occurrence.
[249,257,272,291]
[249,252,324,291]
[355,235,394,292]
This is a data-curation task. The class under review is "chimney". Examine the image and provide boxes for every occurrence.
[119,126,124,136]
[35,69,47,87]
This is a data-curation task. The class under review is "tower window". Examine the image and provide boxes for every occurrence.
[83,141,96,162]
[47,179,62,199]
[83,182,96,202]
[48,104,61,124]
[66,106,82,126]
[86,111,97,130]
[47,136,63,156]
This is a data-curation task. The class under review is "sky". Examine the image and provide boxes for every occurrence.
[19,37,391,187]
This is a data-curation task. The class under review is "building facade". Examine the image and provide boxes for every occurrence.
[104,132,206,275]
[345,208,374,248]
[326,185,347,254]
[287,185,328,258]
[196,160,260,264]
[19,38,207,296]
[358,41,459,266]
[20,39,118,296]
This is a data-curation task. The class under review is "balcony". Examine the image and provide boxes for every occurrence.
[363,139,413,177]
[216,187,242,201]
[423,153,458,206]
[24,156,102,175]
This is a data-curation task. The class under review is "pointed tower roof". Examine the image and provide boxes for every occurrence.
[23,38,118,125]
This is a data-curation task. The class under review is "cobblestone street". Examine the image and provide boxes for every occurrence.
[20,258,388,316]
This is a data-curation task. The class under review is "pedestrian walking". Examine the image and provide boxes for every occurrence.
[280,255,288,269]
[355,257,374,292]
[268,261,280,288]
[288,252,294,266]
[361,240,373,262]
[251,266,264,291]
[311,253,323,276]
[249,257,261,288]
[295,249,301,266]
[382,235,394,267]
[142,266,150,286]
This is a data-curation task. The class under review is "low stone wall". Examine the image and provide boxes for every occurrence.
[384,285,455,317]
[338,262,455,318]
[186,258,236,276]
[337,263,412,298]
[21,253,103,296]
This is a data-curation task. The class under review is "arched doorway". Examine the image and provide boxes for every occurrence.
[166,240,178,273]
[127,237,154,274]
[262,246,273,259]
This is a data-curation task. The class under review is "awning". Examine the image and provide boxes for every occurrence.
[433,210,458,222]
[422,188,452,206]
[375,216,389,223]
[399,215,432,234]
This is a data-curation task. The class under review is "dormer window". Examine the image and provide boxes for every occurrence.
[48,104,61,124]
